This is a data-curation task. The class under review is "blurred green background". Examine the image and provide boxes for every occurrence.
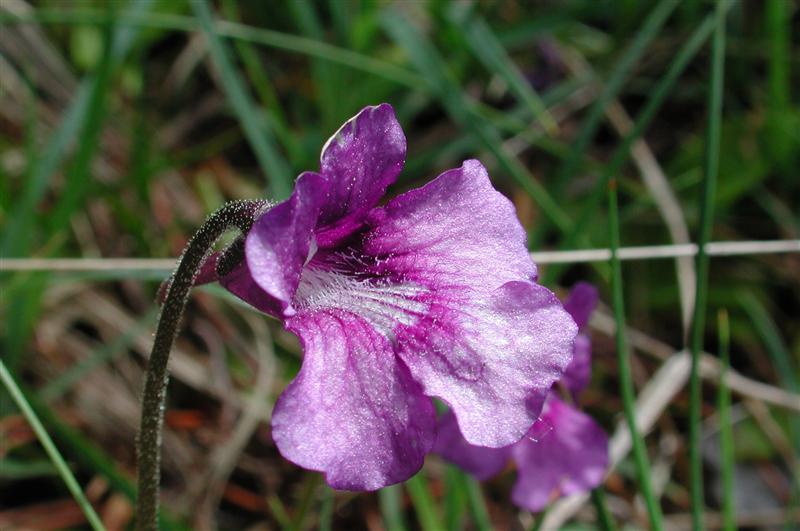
[1,0,798,529]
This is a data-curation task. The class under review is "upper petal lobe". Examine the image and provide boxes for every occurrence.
[315,103,406,247]
[243,172,327,317]
[363,159,537,292]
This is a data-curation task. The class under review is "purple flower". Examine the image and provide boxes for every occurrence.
[194,104,577,490]
[434,283,609,511]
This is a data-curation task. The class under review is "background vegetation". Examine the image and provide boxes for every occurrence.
[1,0,798,529]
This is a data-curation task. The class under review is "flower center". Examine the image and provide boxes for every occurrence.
[293,265,428,339]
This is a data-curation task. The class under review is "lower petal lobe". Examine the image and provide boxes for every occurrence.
[271,310,435,491]
[433,409,510,480]
[397,281,577,448]
[511,397,608,511]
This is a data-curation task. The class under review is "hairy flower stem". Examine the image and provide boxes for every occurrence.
[136,200,267,531]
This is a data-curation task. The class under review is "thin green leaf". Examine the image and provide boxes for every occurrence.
[689,3,728,527]
[0,8,423,86]
[380,9,571,233]
[608,180,663,530]
[717,309,735,531]
[192,0,292,199]
[552,0,678,197]
[443,466,466,531]
[591,488,618,531]
[454,11,558,134]
[0,360,106,531]
[379,485,408,531]
[318,487,335,531]
[540,4,732,283]
[405,474,444,531]
[464,475,492,531]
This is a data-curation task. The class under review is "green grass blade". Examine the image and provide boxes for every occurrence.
[219,0,297,160]
[552,0,678,196]
[443,466,466,531]
[765,0,792,170]
[405,474,444,531]
[737,292,800,453]
[40,308,158,401]
[0,360,106,531]
[454,12,557,134]
[540,4,731,283]
[591,488,618,531]
[0,8,423,87]
[688,3,728,527]
[464,476,492,531]
[318,487,334,531]
[1,83,91,256]
[717,309,735,531]
[380,9,571,233]
[608,179,663,530]
[379,485,408,531]
[192,0,293,199]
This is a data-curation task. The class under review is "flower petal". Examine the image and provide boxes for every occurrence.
[363,159,537,291]
[398,280,577,448]
[511,397,608,512]
[562,333,592,399]
[563,282,598,330]
[433,409,510,480]
[242,172,327,317]
[271,310,436,491]
[315,103,406,247]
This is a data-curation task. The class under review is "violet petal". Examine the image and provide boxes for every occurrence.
[510,397,609,512]
[562,282,598,330]
[315,103,406,247]
[243,171,327,318]
[398,280,575,447]
[433,409,510,480]
[271,310,436,491]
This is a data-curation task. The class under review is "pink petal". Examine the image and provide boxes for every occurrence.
[271,310,436,491]
[243,172,327,317]
[315,103,406,247]
[511,397,608,512]
[433,409,510,480]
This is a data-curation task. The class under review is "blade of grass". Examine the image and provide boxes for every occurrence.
[552,0,678,197]
[464,475,492,531]
[287,0,342,131]
[0,8,423,87]
[192,0,292,199]
[318,487,334,531]
[590,488,618,531]
[737,292,800,453]
[688,3,728,527]
[540,4,732,283]
[717,309,735,531]
[607,179,663,530]
[443,466,466,531]
[765,0,792,171]
[452,10,558,135]
[288,473,321,531]
[0,83,91,256]
[0,360,106,531]
[405,474,444,531]
[379,485,408,531]
[40,308,158,401]
[380,9,571,233]
[219,0,298,162]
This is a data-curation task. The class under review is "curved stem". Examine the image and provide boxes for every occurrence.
[136,199,266,531]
